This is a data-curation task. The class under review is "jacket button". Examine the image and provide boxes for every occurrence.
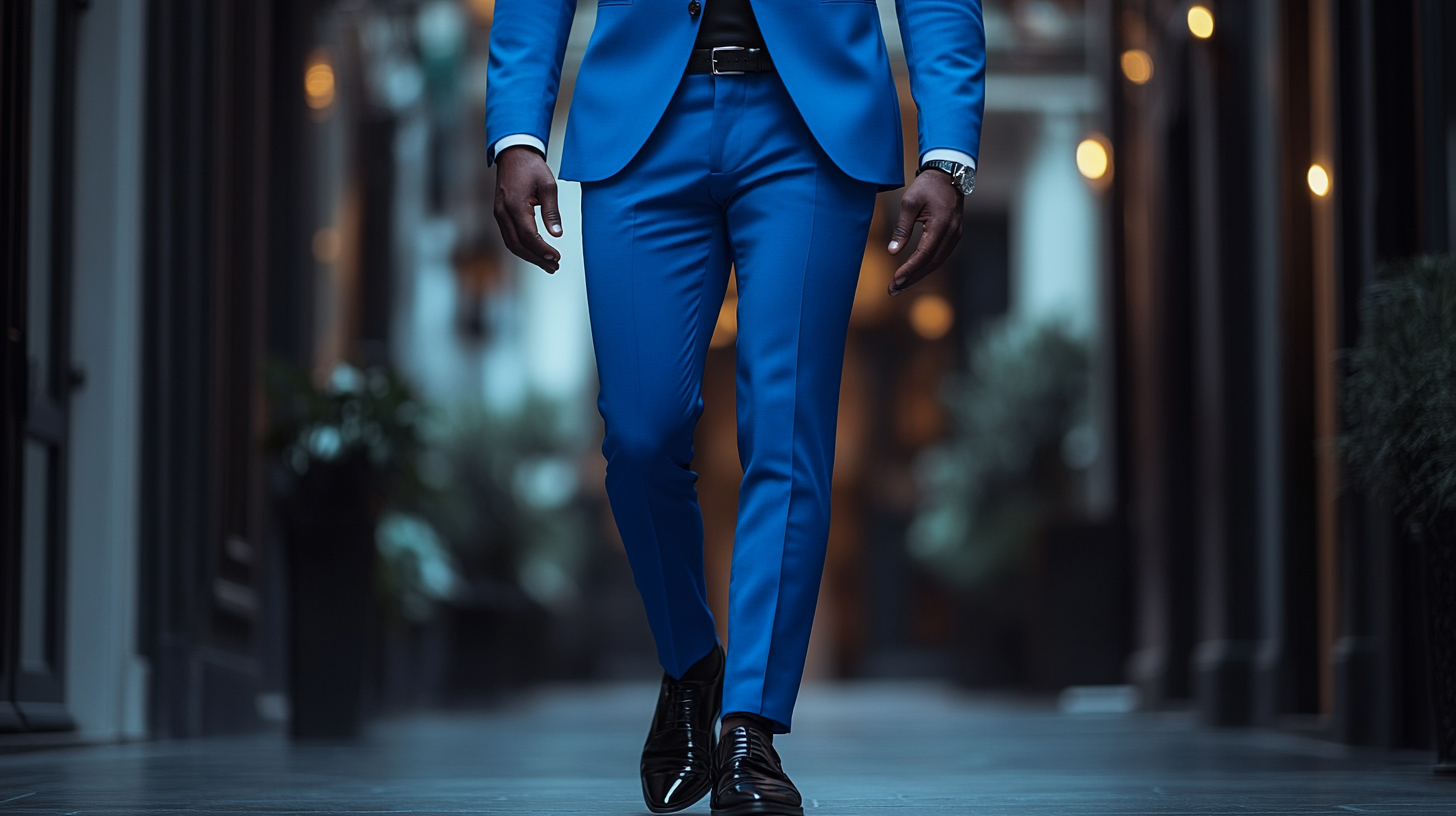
[688,0,701,15]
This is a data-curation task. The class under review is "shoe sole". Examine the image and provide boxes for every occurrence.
[710,803,805,816]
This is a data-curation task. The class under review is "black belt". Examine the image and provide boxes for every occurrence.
[686,46,774,75]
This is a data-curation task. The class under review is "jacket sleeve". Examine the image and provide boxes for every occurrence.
[894,0,986,165]
[485,0,579,165]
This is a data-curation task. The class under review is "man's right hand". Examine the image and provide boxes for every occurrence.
[493,145,563,273]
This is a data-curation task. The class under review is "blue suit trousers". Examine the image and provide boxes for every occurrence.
[581,72,877,733]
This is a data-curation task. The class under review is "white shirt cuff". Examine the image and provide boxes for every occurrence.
[492,133,547,161]
[919,148,976,170]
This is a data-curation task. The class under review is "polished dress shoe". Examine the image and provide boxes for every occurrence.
[711,723,804,816]
[641,645,723,813]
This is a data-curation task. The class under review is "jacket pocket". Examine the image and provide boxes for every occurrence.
[597,0,632,5]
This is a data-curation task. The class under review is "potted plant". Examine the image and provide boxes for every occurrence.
[908,320,1094,686]
[909,320,1092,586]
[1343,254,1456,773]
[265,361,423,739]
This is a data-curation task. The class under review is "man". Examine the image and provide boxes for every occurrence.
[486,1,984,813]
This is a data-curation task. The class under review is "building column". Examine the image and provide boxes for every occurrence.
[1253,0,1324,726]
[65,0,150,741]
[1117,0,1200,709]
[1188,0,1269,727]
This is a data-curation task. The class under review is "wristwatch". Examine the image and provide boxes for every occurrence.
[917,159,976,196]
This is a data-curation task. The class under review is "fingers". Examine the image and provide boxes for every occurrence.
[494,199,526,260]
[493,186,560,273]
[539,179,564,238]
[492,149,564,273]
[887,168,966,295]
[493,200,558,273]
[889,209,964,296]
[926,212,963,270]
[513,200,560,273]
[888,193,922,255]
[889,217,945,295]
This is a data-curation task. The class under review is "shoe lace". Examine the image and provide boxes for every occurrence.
[722,725,769,765]
[661,681,705,727]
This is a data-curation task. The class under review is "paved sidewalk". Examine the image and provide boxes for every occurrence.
[0,681,1452,814]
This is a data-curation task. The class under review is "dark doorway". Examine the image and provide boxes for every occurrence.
[1,0,79,733]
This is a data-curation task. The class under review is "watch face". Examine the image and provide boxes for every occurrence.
[957,168,976,195]
[920,160,974,195]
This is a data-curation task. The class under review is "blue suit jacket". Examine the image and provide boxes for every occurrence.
[486,0,985,190]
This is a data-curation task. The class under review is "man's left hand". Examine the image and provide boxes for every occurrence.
[887,169,964,296]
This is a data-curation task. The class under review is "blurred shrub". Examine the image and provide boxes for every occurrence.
[376,511,462,623]
[265,360,443,623]
[264,360,425,495]
[402,399,592,615]
[908,320,1092,588]
[264,362,592,623]
[1344,254,1456,522]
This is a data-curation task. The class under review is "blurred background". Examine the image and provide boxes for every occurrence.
[0,0,1453,760]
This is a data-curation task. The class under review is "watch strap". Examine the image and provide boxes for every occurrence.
[917,159,975,196]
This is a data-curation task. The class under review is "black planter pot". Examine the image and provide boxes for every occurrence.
[282,455,378,740]
[1415,514,1456,774]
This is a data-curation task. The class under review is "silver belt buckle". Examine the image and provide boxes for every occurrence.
[711,46,746,76]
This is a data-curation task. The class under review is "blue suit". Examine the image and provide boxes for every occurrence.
[486,0,984,732]
[487,0,986,186]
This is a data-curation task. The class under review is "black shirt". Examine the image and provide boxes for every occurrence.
[693,0,766,50]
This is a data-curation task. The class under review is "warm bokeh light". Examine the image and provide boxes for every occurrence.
[467,0,495,23]
[711,271,739,348]
[312,227,341,264]
[304,50,335,111]
[909,294,954,340]
[1187,6,1215,39]
[1077,137,1110,180]
[710,305,737,348]
[1308,163,1331,197]
[1121,49,1154,84]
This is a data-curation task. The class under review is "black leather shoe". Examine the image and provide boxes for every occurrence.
[641,645,723,813]
[710,723,804,816]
